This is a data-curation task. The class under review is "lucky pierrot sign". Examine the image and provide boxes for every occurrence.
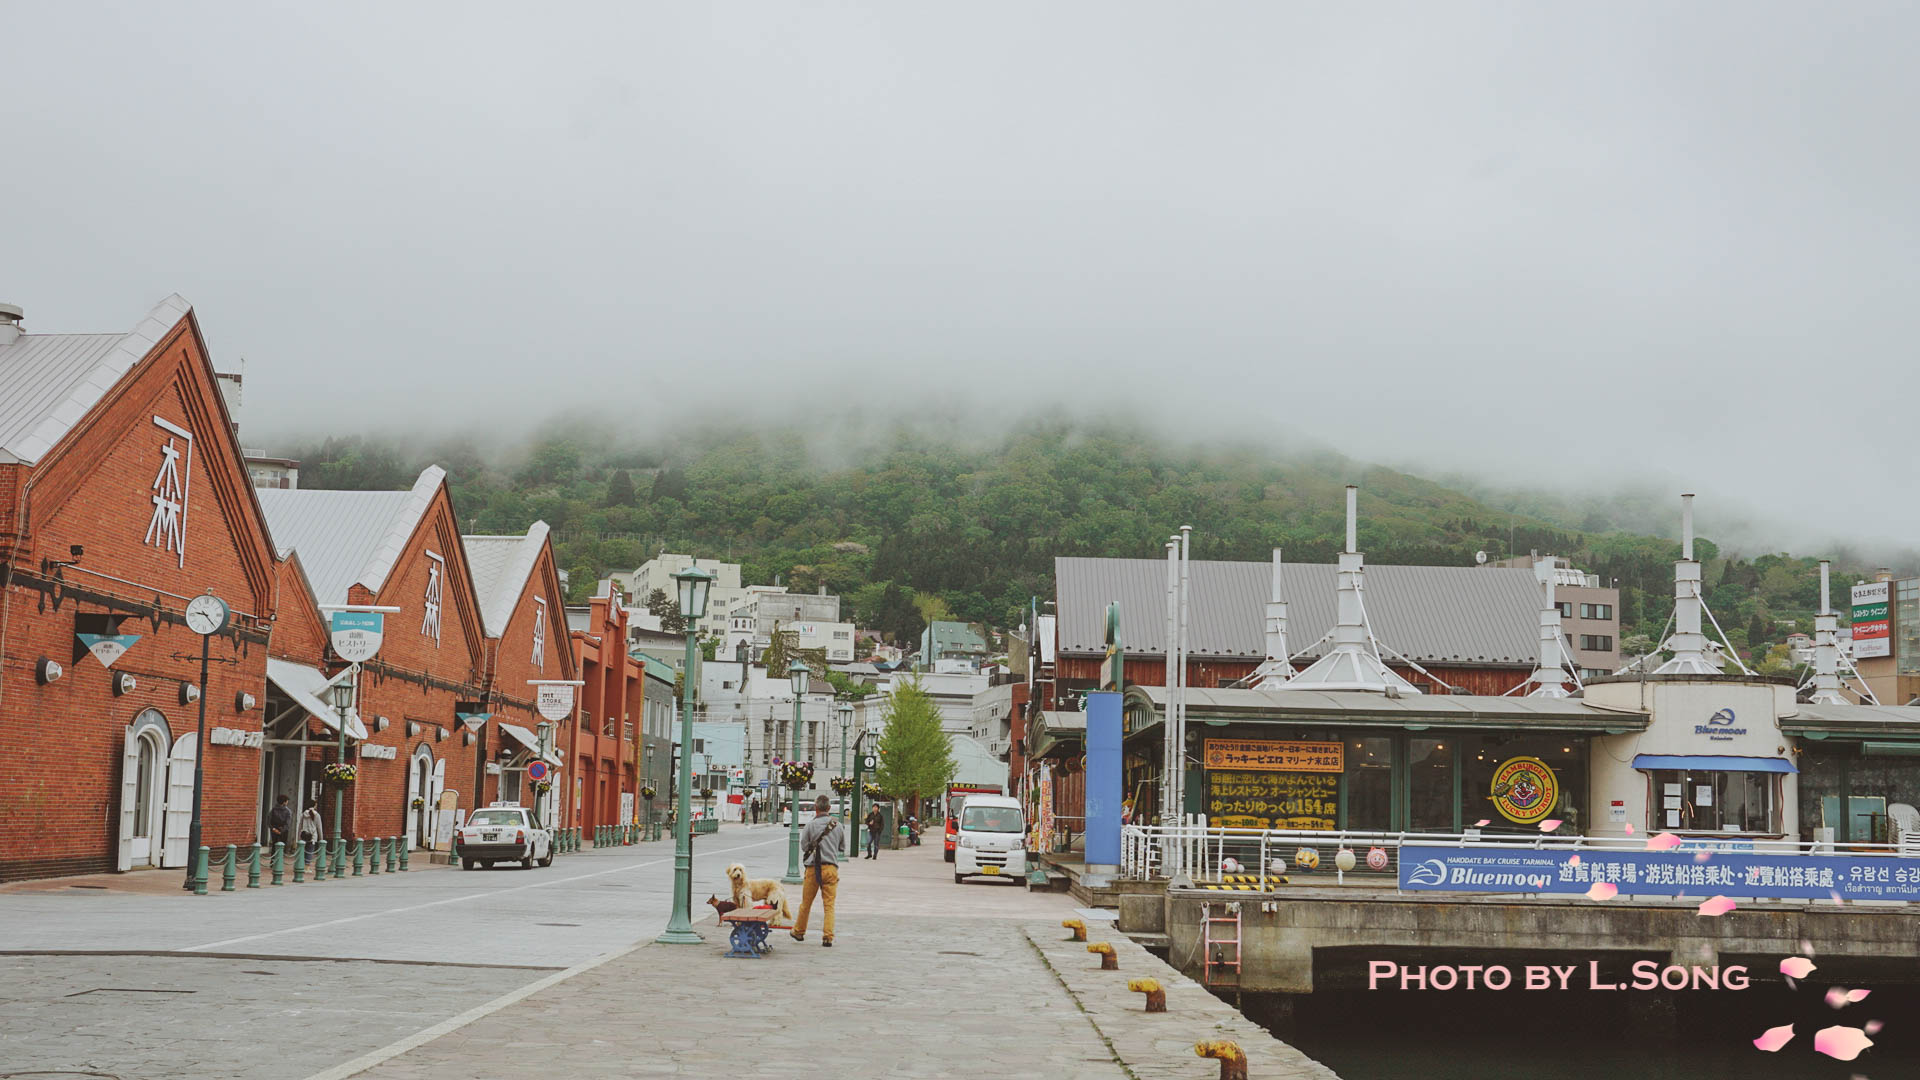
[1489,756,1560,825]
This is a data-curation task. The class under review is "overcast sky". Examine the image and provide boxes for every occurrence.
[6,3,1917,550]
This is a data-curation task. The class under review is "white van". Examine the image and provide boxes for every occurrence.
[952,794,1027,884]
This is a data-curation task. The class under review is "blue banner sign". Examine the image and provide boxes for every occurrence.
[1397,844,1920,902]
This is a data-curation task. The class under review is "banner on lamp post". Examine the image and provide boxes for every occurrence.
[329,612,385,663]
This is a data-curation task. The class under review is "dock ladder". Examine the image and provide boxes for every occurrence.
[1202,900,1242,988]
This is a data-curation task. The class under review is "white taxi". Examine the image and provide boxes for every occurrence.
[456,804,553,870]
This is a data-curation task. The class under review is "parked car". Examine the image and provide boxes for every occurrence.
[953,794,1027,884]
[456,804,552,870]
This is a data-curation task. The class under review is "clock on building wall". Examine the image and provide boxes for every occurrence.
[185,593,230,635]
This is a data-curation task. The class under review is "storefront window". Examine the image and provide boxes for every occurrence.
[1407,738,1454,832]
[1898,578,1920,676]
[1646,769,1778,833]
[1345,737,1392,830]
[1461,735,1587,834]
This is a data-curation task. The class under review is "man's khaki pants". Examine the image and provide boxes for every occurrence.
[794,863,838,940]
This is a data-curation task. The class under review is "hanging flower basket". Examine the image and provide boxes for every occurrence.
[323,763,357,785]
[698,787,714,801]
[830,777,855,796]
[779,760,814,789]
[410,797,426,810]
[531,779,553,795]
[641,786,657,801]
[862,782,887,801]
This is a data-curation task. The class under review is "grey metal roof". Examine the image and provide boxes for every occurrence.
[1130,685,1647,730]
[463,522,550,638]
[0,295,190,464]
[1783,702,1920,735]
[255,467,444,605]
[1056,556,1544,666]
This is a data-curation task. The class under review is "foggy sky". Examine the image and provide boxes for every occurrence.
[5,3,1917,550]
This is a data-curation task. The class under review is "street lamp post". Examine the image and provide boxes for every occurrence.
[837,701,853,819]
[656,567,713,945]
[782,659,809,885]
[328,668,357,875]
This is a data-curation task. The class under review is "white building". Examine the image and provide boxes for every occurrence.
[722,585,856,662]
[609,555,746,637]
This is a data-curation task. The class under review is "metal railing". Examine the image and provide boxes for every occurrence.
[1121,820,1920,890]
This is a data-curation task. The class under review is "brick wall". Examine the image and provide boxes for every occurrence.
[0,315,278,881]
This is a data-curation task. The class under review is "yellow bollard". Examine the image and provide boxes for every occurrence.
[1195,1040,1247,1080]
[1087,942,1118,970]
[1062,918,1087,942]
[1127,977,1166,1012]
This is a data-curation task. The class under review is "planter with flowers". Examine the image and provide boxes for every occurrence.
[323,763,356,786]
[830,776,855,796]
[779,760,814,791]
[410,797,426,810]
[862,782,887,801]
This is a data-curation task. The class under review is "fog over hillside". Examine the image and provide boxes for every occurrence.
[6,3,1917,548]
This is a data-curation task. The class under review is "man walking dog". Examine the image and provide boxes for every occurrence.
[790,795,843,947]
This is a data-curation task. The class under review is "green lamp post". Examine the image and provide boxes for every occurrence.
[836,701,853,819]
[655,566,713,945]
[781,659,809,885]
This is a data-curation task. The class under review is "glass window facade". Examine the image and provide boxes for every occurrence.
[1407,737,1454,832]
[1344,736,1392,830]
[1645,769,1778,833]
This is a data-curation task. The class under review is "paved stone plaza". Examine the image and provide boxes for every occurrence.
[1,824,1339,1079]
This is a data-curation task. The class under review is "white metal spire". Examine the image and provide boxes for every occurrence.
[1253,547,1293,688]
[1809,559,1848,705]
[1652,493,1728,676]
[1527,556,1574,698]
[1276,485,1421,694]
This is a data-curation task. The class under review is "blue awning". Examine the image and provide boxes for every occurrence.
[1632,754,1797,774]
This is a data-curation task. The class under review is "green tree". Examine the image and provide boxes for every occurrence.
[566,564,597,603]
[874,678,957,803]
[646,588,688,634]
[605,469,637,507]
[1745,614,1769,654]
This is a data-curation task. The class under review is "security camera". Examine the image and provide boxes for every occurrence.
[68,544,84,559]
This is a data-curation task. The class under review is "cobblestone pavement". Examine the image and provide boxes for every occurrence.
[0,954,539,1080]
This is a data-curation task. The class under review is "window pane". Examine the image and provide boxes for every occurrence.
[1408,738,1454,832]
[1344,737,1392,830]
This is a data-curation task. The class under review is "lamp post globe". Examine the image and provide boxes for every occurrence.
[657,566,713,945]
[782,659,809,885]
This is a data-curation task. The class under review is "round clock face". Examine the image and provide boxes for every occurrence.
[185,594,229,635]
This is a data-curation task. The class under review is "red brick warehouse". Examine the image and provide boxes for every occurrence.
[0,297,278,881]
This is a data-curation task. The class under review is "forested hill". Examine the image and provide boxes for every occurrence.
[283,421,1883,662]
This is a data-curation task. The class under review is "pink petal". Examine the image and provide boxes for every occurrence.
[1847,989,1871,1003]
[1694,850,1713,862]
[1539,819,1563,832]
[1780,957,1818,979]
[1752,1024,1795,1052]
[1473,819,1490,827]
[1798,939,1816,956]
[1813,1025,1874,1062]
[1568,854,1581,866]
[1586,882,1618,901]
[1697,895,1736,917]
[1831,889,1847,906]
[1865,1020,1883,1035]
[1624,823,1635,835]
[1826,987,1850,1009]
[1646,832,1682,851]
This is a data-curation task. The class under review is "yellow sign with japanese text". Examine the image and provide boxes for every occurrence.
[1203,739,1344,773]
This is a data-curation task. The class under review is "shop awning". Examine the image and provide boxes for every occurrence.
[266,658,369,741]
[1632,754,1796,774]
[499,722,562,766]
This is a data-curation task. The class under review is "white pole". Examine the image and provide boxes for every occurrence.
[1163,538,1179,828]
[1174,524,1193,879]
[1345,485,1358,554]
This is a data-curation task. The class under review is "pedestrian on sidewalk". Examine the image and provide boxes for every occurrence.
[863,805,882,859]
[298,803,323,860]
[268,794,293,851]
[790,796,842,947]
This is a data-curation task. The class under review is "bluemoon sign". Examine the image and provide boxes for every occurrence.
[1397,845,1920,902]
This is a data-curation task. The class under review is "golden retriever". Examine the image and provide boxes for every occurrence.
[725,862,792,923]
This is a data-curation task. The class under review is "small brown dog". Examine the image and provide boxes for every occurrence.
[706,894,740,917]
[725,862,792,923]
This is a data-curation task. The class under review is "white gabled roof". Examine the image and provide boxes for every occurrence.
[0,295,191,465]
[255,467,445,606]
[462,522,551,638]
